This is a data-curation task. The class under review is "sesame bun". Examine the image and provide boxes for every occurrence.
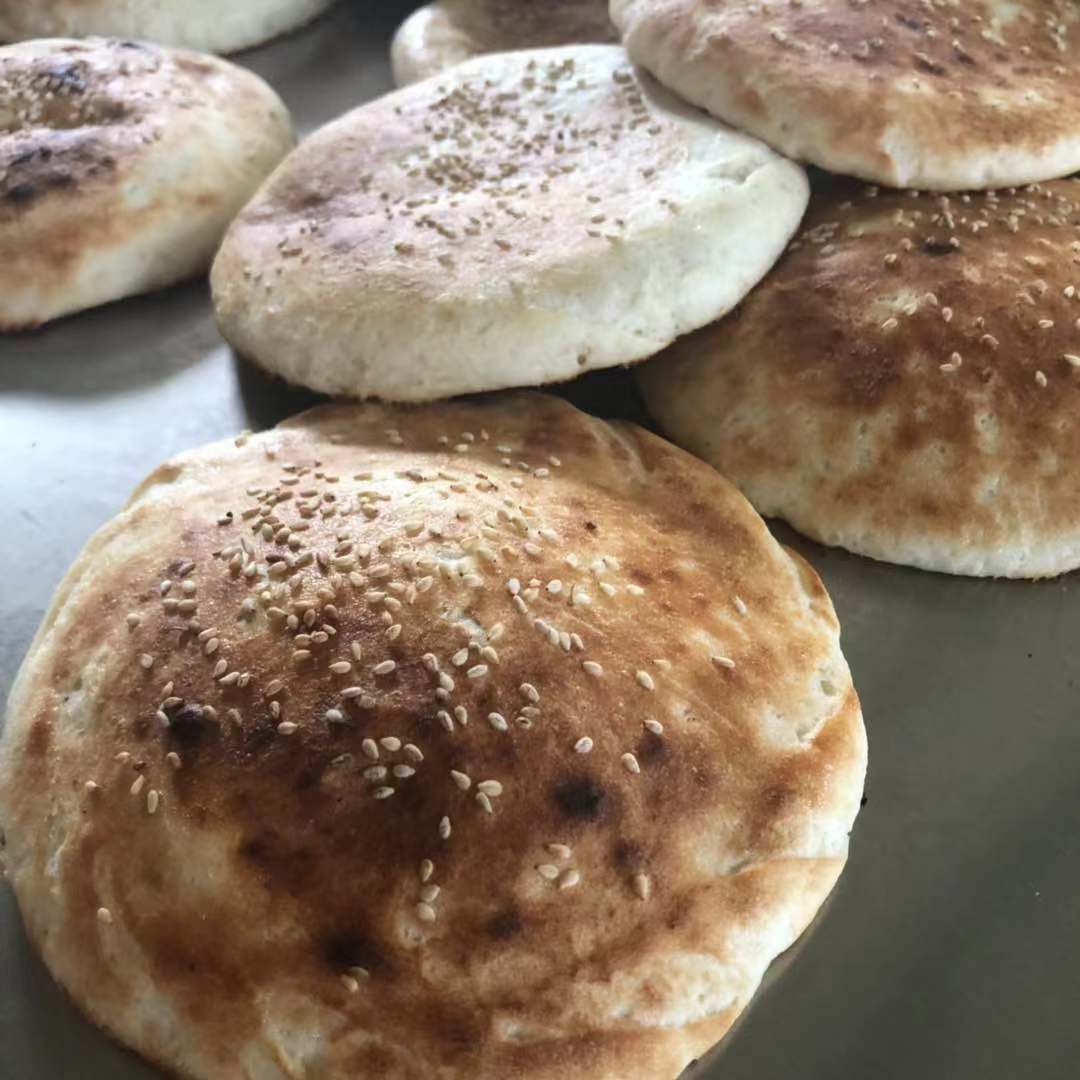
[210,45,809,402]
[639,180,1080,578]
[611,0,1080,190]
[0,0,335,54]
[0,38,293,330]
[390,0,616,86]
[0,394,865,1079]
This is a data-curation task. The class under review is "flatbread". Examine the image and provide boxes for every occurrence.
[0,38,293,330]
[0,0,336,54]
[211,44,808,401]
[391,0,616,86]
[611,0,1080,190]
[0,393,865,1079]
[639,179,1080,578]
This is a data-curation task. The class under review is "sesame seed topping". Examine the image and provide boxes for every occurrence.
[373,786,395,800]
[416,902,437,923]
[633,873,652,901]
[635,670,655,691]
[451,770,472,790]
[711,655,736,670]
[537,864,560,880]
[277,721,299,735]
[582,661,603,677]
[97,907,113,925]
[622,752,641,774]
[420,859,435,882]
[574,736,593,754]
[644,719,664,735]
[488,712,509,732]
[439,816,452,839]
[373,660,397,676]
[559,869,581,890]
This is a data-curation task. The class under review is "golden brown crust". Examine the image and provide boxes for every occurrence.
[0,38,293,329]
[640,179,1080,577]
[613,0,1080,189]
[0,394,865,1078]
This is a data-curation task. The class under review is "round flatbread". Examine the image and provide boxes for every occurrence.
[639,179,1080,578]
[0,394,865,1079]
[211,44,808,402]
[0,0,336,54]
[611,0,1080,190]
[391,0,616,86]
[0,38,293,330]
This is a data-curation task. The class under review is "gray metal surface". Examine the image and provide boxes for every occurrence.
[1,4,1078,1077]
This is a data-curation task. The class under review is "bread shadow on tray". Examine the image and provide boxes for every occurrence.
[0,281,217,398]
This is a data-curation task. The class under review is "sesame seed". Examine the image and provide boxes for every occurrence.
[467,664,489,679]
[520,683,540,703]
[537,864,560,881]
[622,753,641,774]
[559,869,581,890]
[635,670,655,691]
[476,792,494,814]
[420,859,435,882]
[325,708,345,724]
[644,719,664,735]
[96,907,113,925]
[451,770,472,790]
[439,816,452,839]
[340,974,360,993]
[404,743,424,762]
[477,780,503,797]
[633,873,652,901]
[166,752,182,769]
[416,902,437,923]
[139,654,154,670]
[125,613,141,629]
[488,712,509,732]
[329,661,352,675]
[147,789,160,815]
[277,721,299,735]
[84,780,99,793]
[373,786,395,800]
[574,736,594,754]
[582,661,603,677]
[373,660,397,676]
[711,655,736,670]
[547,843,572,859]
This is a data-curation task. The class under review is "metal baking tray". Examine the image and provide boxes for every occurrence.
[2,4,1078,1077]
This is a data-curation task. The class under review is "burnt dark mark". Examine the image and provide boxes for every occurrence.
[323,932,385,975]
[584,520,598,532]
[895,13,923,31]
[168,704,207,747]
[486,908,524,941]
[860,793,870,807]
[612,839,643,872]
[552,776,605,820]
[46,63,87,93]
[922,236,956,255]
[6,182,36,204]
[636,730,667,765]
[293,762,325,792]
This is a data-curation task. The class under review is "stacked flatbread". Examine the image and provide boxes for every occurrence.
[211,45,808,401]
[391,0,616,85]
[0,0,336,54]
[0,37,292,328]
[0,395,866,1079]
